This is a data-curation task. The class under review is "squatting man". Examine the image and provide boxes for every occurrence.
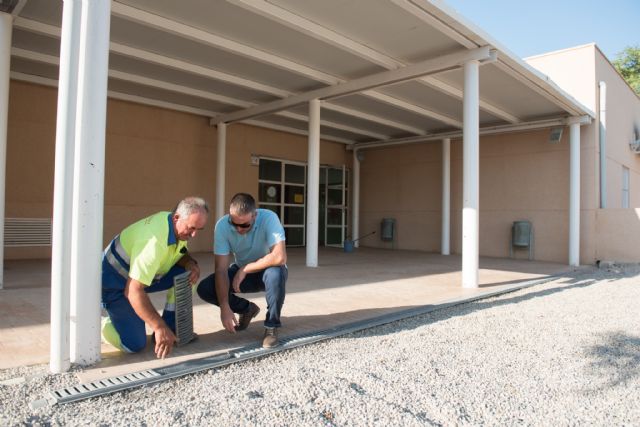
[197,193,288,348]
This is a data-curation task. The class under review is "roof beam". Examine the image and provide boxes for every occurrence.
[213,46,491,124]
[229,0,520,124]
[110,2,425,134]
[12,47,384,139]
[362,90,463,128]
[12,47,247,106]
[351,116,593,151]
[13,17,289,96]
[14,17,419,136]
[9,71,353,144]
[401,0,592,118]
[278,111,387,140]
[11,0,28,16]
[243,120,353,144]
[110,2,342,85]
[390,0,520,123]
[229,0,401,68]
[493,60,593,117]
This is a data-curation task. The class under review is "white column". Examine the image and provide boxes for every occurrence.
[50,0,82,374]
[306,99,320,267]
[216,123,227,220]
[69,0,111,365]
[462,60,480,288]
[569,122,580,266]
[0,12,13,290]
[441,138,450,255]
[352,149,360,247]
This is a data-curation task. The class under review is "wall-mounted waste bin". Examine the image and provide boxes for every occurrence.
[381,218,395,242]
[510,220,533,260]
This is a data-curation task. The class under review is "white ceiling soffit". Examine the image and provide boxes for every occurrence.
[9,0,594,146]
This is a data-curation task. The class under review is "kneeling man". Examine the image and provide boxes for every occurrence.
[102,197,208,358]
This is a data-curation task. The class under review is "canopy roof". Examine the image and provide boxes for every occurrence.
[9,0,594,145]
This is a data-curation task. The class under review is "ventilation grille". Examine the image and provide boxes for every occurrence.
[4,218,52,247]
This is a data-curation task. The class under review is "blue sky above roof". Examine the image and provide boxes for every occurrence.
[444,0,640,61]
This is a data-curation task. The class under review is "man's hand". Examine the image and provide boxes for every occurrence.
[153,324,177,359]
[231,268,246,293]
[220,304,238,333]
[125,278,176,358]
[186,259,201,285]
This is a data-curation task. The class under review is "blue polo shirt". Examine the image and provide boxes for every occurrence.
[214,209,285,267]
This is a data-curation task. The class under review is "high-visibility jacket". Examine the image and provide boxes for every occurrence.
[104,211,187,287]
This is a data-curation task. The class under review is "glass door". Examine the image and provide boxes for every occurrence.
[324,166,348,247]
[258,158,306,247]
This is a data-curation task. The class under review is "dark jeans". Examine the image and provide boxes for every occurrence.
[197,264,287,328]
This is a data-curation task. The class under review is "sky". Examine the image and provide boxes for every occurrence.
[443,0,640,61]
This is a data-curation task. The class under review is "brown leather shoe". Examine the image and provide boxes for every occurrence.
[235,302,260,331]
[262,327,279,348]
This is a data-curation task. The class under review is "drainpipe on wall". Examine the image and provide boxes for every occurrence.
[599,81,607,208]
[215,122,227,221]
[441,138,450,255]
[352,149,360,247]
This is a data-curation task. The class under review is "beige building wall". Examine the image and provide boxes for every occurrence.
[359,142,443,252]
[596,209,640,262]
[9,43,639,265]
[593,48,640,209]
[526,45,597,112]
[358,126,597,264]
[6,80,350,259]
[528,44,640,262]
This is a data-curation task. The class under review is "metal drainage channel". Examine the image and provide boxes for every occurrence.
[34,274,566,408]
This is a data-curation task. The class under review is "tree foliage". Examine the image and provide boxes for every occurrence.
[613,46,640,95]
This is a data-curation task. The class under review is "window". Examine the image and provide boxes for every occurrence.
[258,158,306,246]
[622,166,630,208]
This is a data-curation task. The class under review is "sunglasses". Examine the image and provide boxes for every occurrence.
[229,219,252,229]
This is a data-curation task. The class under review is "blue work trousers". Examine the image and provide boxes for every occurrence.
[196,264,287,328]
[102,259,186,353]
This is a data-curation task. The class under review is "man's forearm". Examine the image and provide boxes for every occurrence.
[126,282,165,330]
[215,270,231,307]
[242,251,285,274]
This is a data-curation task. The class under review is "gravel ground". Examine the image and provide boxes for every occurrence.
[1,264,639,426]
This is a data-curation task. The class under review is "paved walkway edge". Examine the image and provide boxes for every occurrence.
[32,272,577,408]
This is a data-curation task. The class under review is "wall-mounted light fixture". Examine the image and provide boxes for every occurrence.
[548,127,563,144]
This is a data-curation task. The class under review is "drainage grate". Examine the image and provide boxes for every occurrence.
[173,272,194,346]
[42,370,161,406]
[36,274,566,407]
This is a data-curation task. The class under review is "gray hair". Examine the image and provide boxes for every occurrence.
[229,193,256,216]
[174,197,209,218]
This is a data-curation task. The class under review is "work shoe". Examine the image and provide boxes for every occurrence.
[235,302,260,331]
[262,327,279,348]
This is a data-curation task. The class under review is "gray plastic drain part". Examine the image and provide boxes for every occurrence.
[173,271,194,346]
